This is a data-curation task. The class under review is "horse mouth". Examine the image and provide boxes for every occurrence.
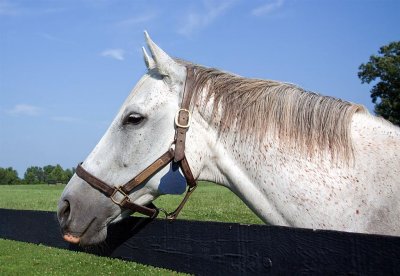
[62,217,99,245]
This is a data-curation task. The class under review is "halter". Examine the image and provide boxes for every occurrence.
[75,67,197,220]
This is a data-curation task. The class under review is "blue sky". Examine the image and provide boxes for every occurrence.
[1,0,399,176]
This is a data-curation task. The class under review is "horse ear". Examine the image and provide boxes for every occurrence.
[142,47,155,70]
[144,31,181,78]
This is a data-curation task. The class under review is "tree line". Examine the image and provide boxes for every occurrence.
[0,165,75,185]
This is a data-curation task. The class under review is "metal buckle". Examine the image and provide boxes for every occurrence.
[110,186,130,206]
[175,109,191,129]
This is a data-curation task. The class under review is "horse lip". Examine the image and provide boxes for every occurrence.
[63,233,80,244]
[62,217,97,245]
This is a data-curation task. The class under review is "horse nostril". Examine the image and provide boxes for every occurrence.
[58,200,71,227]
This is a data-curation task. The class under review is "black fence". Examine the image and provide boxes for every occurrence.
[0,208,399,275]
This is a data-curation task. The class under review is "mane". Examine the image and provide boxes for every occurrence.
[183,62,367,162]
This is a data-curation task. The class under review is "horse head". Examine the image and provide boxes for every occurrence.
[57,32,199,246]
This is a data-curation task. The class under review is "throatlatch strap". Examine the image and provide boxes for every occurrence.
[181,157,196,188]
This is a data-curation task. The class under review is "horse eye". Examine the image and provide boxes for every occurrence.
[124,113,145,125]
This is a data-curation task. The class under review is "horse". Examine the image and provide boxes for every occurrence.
[58,32,400,246]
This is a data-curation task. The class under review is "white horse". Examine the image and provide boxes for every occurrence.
[58,32,400,246]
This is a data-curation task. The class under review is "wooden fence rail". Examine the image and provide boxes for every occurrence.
[0,208,399,275]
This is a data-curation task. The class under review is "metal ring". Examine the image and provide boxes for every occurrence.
[110,186,129,206]
[175,109,191,128]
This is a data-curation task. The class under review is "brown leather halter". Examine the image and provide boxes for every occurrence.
[75,67,197,220]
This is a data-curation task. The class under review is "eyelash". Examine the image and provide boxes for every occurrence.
[123,113,145,125]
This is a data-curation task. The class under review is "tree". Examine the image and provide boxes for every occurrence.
[24,166,45,184]
[63,168,74,183]
[48,164,65,184]
[43,165,56,183]
[0,167,20,184]
[358,41,400,126]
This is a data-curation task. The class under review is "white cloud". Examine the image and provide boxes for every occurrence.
[0,0,19,15]
[0,0,66,16]
[116,12,157,27]
[51,116,79,123]
[100,49,125,61]
[178,0,237,36]
[252,0,284,16]
[6,104,41,116]
[37,32,76,45]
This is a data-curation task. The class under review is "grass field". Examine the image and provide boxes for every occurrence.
[0,239,180,275]
[0,183,262,275]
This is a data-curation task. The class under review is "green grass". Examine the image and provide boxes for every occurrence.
[0,183,262,275]
[0,239,181,275]
[0,183,262,224]
[154,182,262,224]
[0,184,63,211]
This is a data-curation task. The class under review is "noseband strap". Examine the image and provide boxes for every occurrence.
[76,150,174,218]
[75,66,197,220]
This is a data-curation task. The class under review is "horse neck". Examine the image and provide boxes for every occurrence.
[186,87,300,225]
[189,114,290,225]
[187,83,364,225]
